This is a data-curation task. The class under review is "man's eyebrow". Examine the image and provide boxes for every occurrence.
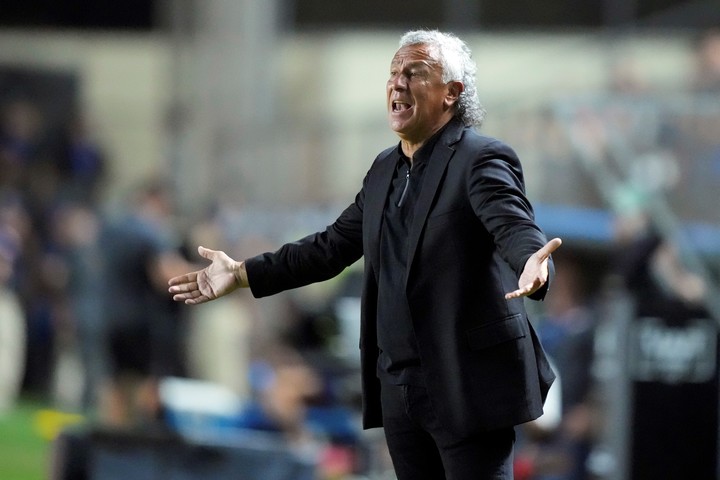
[390,60,433,70]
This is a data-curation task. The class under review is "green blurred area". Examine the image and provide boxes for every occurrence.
[0,400,53,480]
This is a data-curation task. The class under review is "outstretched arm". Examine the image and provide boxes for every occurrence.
[168,246,248,305]
[505,237,562,300]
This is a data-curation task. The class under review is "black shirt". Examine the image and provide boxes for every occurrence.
[376,123,448,386]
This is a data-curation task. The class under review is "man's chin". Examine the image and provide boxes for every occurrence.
[388,119,410,136]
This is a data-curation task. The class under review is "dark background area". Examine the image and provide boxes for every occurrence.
[0,0,717,30]
[0,0,155,30]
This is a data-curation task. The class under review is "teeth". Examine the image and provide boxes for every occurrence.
[393,102,410,111]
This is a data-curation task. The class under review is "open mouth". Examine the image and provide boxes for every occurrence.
[392,101,412,112]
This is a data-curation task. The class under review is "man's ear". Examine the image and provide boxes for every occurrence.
[445,81,464,108]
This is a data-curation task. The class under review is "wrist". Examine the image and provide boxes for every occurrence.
[233,261,249,288]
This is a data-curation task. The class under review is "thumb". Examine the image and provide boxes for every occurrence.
[536,237,563,261]
[197,245,216,261]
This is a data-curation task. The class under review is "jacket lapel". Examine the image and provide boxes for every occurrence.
[405,120,465,284]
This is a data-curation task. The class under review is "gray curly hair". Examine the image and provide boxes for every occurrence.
[399,30,486,126]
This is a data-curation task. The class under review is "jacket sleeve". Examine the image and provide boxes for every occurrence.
[245,189,365,298]
[466,139,551,299]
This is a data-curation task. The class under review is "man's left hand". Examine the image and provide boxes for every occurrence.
[505,237,562,300]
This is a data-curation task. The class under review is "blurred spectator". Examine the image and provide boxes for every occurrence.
[238,345,363,479]
[614,223,717,479]
[0,99,65,399]
[98,180,191,428]
[183,205,255,399]
[10,195,59,397]
[0,224,25,412]
[50,202,106,413]
[691,29,720,93]
[617,227,708,320]
[0,191,33,288]
[239,346,323,445]
[0,99,44,188]
[607,57,650,95]
[516,255,598,480]
[55,111,106,204]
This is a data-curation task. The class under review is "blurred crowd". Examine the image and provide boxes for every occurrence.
[0,98,107,414]
[0,91,376,478]
[0,28,719,480]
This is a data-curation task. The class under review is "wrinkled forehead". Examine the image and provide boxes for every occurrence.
[391,43,442,69]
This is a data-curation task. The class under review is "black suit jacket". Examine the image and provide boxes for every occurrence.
[246,117,555,436]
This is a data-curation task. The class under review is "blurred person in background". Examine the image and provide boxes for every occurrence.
[100,180,191,428]
[0,224,25,412]
[516,255,598,480]
[50,202,106,413]
[611,207,717,479]
[691,28,720,93]
[0,99,44,188]
[170,29,561,480]
[237,346,323,445]
[0,100,59,397]
[55,111,107,205]
[182,206,255,398]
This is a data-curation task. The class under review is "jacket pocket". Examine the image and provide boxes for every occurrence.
[466,313,527,351]
[425,208,465,231]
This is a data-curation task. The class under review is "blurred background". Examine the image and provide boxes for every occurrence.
[0,1,719,479]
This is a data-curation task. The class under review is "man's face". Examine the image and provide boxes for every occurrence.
[387,43,459,144]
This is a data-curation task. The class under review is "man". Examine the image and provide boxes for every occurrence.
[102,181,190,427]
[170,30,561,479]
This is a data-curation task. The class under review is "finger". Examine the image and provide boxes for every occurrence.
[168,281,198,294]
[505,283,533,300]
[185,295,211,305]
[504,290,520,300]
[172,290,200,301]
[168,272,198,286]
[504,289,524,300]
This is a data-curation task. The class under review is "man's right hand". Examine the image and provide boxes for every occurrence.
[168,246,247,305]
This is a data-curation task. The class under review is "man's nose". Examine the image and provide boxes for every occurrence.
[389,74,408,90]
